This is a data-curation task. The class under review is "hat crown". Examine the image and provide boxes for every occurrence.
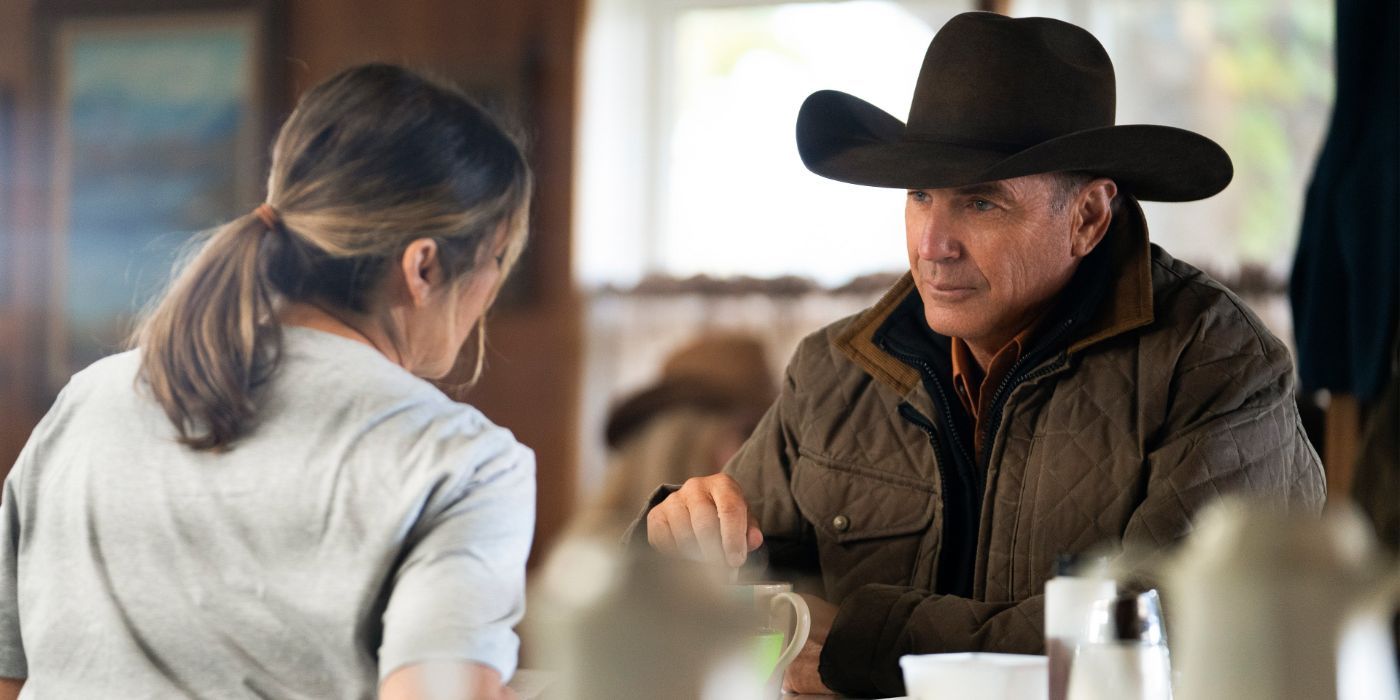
[906,13,1116,150]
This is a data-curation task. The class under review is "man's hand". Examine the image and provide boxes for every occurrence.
[782,594,838,695]
[646,474,763,567]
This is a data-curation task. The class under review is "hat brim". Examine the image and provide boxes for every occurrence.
[605,379,768,448]
[796,90,1232,202]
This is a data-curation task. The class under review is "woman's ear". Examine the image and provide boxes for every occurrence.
[399,238,442,308]
[1070,178,1117,259]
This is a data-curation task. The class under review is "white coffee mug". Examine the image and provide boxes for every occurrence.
[730,582,812,689]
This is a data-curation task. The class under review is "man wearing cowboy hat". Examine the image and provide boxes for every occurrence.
[639,12,1325,696]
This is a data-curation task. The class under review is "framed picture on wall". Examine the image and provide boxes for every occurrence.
[37,0,283,388]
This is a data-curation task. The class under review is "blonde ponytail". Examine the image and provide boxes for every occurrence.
[135,213,283,450]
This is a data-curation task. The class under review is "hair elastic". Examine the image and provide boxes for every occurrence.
[253,203,282,231]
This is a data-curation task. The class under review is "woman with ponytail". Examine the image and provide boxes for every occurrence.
[0,64,533,699]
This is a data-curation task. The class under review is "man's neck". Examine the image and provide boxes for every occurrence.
[962,339,999,373]
[955,310,1049,372]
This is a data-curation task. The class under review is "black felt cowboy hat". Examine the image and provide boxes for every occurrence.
[796,12,1232,201]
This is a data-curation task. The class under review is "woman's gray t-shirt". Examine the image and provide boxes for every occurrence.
[0,327,536,698]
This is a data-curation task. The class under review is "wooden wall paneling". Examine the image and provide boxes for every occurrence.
[1325,393,1362,504]
[0,0,47,474]
[453,0,584,566]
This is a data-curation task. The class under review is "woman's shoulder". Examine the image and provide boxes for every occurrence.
[273,329,532,479]
[340,399,535,520]
[369,398,532,478]
[66,349,142,392]
[43,349,143,418]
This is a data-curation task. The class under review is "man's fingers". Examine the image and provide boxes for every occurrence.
[685,496,727,565]
[646,508,678,555]
[714,497,752,568]
[649,497,698,560]
[746,513,764,553]
[648,475,759,568]
[666,501,704,561]
[706,477,756,568]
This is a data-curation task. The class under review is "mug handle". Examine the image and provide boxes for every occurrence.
[768,592,812,685]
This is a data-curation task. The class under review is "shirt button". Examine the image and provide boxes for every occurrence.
[832,514,851,532]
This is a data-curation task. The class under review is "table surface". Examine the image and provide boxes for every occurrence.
[788,696,909,700]
[508,671,909,700]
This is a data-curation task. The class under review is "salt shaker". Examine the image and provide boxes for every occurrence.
[1066,589,1173,700]
[1045,555,1116,700]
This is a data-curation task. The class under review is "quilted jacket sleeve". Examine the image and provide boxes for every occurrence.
[822,586,1044,695]
[723,358,821,582]
[1123,293,1327,545]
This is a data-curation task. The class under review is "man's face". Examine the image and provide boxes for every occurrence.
[905,174,1089,355]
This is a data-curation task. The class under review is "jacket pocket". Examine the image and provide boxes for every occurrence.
[790,449,937,597]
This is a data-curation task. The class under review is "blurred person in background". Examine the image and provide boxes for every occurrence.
[0,64,533,700]
[577,333,776,538]
[638,12,1326,697]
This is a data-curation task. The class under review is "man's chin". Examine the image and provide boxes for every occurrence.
[919,296,983,339]
[918,317,963,338]
[921,311,979,339]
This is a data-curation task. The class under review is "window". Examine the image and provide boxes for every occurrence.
[576,0,967,287]
[1010,0,1334,279]
[575,0,1333,289]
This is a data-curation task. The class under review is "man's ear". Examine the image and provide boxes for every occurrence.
[1071,178,1117,259]
[400,238,441,308]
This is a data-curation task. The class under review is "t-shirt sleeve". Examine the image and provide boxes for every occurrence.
[0,463,26,679]
[0,380,69,680]
[377,425,536,683]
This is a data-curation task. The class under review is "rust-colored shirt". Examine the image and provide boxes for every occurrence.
[950,324,1040,461]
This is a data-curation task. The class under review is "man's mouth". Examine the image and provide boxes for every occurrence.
[923,282,979,301]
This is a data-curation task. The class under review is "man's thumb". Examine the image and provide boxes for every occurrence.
[747,516,764,552]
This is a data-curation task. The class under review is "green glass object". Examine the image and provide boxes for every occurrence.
[752,629,786,681]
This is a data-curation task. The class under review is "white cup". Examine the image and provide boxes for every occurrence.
[729,582,811,690]
[900,652,1048,700]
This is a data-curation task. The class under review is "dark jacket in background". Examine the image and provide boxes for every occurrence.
[1290,0,1399,400]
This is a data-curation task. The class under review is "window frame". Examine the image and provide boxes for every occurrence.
[573,0,999,289]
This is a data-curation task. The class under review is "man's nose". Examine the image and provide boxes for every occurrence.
[915,212,962,261]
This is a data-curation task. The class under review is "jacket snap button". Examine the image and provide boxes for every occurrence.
[832,514,851,532]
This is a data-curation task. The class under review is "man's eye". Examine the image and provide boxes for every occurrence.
[971,199,995,212]
[907,190,928,202]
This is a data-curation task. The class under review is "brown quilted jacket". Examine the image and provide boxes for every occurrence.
[723,200,1326,696]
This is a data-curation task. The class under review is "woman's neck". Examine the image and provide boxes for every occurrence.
[279,301,404,367]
